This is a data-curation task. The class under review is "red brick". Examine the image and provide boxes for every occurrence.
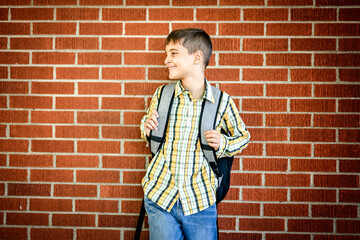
[337,220,360,234]
[269,0,312,5]
[172,23,217,35]
[103,8,145,20]
[292,69,336,82]
[220,83,263,97]
[314,114,359,128]
[123,170,145,184]
[102,126,140,139]
[291,159,336,172]
[149,8,193,21]
[56,155,99,168]
[32,140,74,153]
[339,69,360,82]
[219,23,264,36]
[0,198,27,210]
[267,143,311,157]
[0,168,27,181]
[339,38,360,51]
[205,68,239,81]
[242,142,263,156]
[77,229,120,240]
[10,37,52,49]
[100,185,143,198]
[317,0,360,5]
[76,200,118,213]
[212,38,240,51]
[32,82,74,95]
[10,125,52,138]
[267,53,312,66]
[264,204,309,217]
[125,0,169,5]
[31,169,73,182]
[340,190,360,203]
[248,128,287,141]
[79,22,123,35]
[291,128,336,142]
[53,214,95,227]
[124,82,163,96]
[0,52,28,64]
[125,23,169,35]
[243,158,288,171]
[243,38,287,51]
[197,8,240,21]
[173,0,216,5]
[30,198,72,211]
[0,125,5,137]
[8,183,51,196]
[316,54,360,67]
[267,23,312,36]
[244,8,288,21]
[9,154,53,167]
[291,99,336,113]
[243,188,287,201]
[78,140,120,153]
[11,66,53,79]
[7,213,49,226]
[312,205,358,218]
[31,228,73,240]
[266,114,311,127]
[231,173,262,186]
[102,67,145,80]
[102,37,145,50]
[0,66,7,78]
[56,67,99,79]
[220,53,263,66]
[35,0,77,5]
[78,82,122,95]
[339,129,360,143]
[266,173,310,187]
[11,8,54,20]
[267,83,311,97]
[0,0,30,5]
[218,202,260,216]
[31,111,74,123]
[76,170,119,183]
[57,8,99,20]
[148,67,169,80]
[0,228,27,240]
[291,38,336,51]
[0,23,30,35]
[10,96,52,109]
[122,200,142,213]
[32,52,75,64]
[80,0,122,4]
[56,126,99,138]
[56,37,98,50]
[0,81,28,94]
[314,174,359,188]
[148,37,166,51]
[316,23,360,36]
[288,219,333,233]
[56,97,98,109]
[124,52,164,65]
[219,232,260,239]
[77,111,120,124]
[0,139,28,152]
[78,52,122,65]
[124,141,150,155]
[102,156,145,169]
[291,8,337,21]
[341,8,360,21]
[0,7,7,20]
[54,184,97,197]
[220,0,264,5]
[243,68,287,81]
[267,234,310,240]
[239,218,284,231]
[0,97,5,108]
[33,22,76,35]
[0,37,6,49]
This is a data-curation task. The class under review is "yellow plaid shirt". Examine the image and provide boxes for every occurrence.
[141,80,250,216]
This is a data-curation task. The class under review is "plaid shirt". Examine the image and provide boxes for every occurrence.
[141,79,250,216]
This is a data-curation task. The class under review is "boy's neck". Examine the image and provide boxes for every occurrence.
[181,74,205,100]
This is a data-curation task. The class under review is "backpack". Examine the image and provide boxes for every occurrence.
[134,83,234,239]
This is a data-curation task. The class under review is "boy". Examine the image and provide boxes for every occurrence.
[140,28,250,240]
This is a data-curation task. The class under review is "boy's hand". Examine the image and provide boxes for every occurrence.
[144,110,159,137]
[204,130,220,151]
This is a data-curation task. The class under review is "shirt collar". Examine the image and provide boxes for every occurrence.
[174,79,215,103]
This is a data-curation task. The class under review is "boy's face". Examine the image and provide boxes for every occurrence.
[164,41,197,80]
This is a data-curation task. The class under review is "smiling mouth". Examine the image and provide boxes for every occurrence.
[168,66,176,70]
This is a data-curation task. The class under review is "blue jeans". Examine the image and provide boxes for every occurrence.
[144,196,217,240]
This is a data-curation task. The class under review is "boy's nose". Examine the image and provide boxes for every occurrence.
[164,55,171,65]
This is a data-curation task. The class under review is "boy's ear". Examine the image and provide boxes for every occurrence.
[194,50,203,65]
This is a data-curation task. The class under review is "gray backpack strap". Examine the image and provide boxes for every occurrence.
[150,84,175,156]
[199,86,223,177]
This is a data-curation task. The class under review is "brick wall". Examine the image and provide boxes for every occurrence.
[0,0,359,239]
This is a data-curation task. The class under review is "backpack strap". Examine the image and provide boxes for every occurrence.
[199,86,223,178]
[150,84,175,156]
